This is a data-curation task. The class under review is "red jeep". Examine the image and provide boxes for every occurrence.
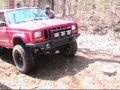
[0,7,80,73]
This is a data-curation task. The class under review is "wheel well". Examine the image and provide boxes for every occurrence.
[13,38,24,46]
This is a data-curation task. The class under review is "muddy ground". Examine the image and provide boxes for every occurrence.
[0,33,120,89]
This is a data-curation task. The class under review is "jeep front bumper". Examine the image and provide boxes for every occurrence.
[26,34,80,50]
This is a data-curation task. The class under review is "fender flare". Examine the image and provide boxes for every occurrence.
[11,33,29,46]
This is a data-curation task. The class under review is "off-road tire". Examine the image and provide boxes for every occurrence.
[12,45,34,73]
[60,41,77,56]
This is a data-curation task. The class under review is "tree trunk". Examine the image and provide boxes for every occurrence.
[51,0,54,10]
[37,0,41,7]
[8,0,14,9]
[63,0,66,16]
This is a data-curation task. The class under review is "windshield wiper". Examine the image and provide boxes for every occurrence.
[16,18,45,24]
[16,19,34,24]
[34,17,43,20]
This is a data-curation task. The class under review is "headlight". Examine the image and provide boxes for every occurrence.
[34,31,42,38]
[71,25,77,30]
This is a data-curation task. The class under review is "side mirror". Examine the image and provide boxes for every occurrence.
[0,21,6,27]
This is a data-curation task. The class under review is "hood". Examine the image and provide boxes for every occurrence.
[9,19,75,30]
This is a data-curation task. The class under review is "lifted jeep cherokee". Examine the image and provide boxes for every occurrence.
[0,7,80,73]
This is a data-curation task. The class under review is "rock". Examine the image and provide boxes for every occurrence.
[102,65,117,76]
[65,69,68,72]
[72,68,79,73]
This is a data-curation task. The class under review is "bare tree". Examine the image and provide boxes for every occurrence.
[23,0,29,7]
[51,0,54,10]
[63,0,66,16]
[37,0,41,7]
[23,0,36,7]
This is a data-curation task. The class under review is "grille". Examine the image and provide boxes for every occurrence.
[44,26,71,39]
[52,26,71,31]
[44,30,49,39]
[52,26,72,39]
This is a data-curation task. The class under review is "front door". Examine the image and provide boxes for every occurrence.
[0,13,10,47]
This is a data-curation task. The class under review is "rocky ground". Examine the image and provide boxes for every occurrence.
[0,33,120,89]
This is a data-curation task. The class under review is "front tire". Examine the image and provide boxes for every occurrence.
[12,45,34,73]
[60,41,77,56]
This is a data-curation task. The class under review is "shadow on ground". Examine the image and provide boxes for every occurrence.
[0,48,120,81]
[0,82,12,90]
[28,54,94,80]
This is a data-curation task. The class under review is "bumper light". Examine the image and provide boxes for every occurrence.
[60,31,66,36]
[54,32,60,38]
[66,30,71,35]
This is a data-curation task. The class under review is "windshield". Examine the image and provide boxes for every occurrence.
[6,8,49,24]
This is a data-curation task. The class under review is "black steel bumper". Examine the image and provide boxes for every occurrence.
[26,34,80,50]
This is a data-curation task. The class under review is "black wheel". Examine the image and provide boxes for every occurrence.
[60,41,77,56]
[12,45,34,73]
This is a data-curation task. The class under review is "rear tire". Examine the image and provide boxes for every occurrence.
[12,45,34,73]
[60,41,77,56]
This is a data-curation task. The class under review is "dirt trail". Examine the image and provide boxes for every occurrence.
[0,33,120,89]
